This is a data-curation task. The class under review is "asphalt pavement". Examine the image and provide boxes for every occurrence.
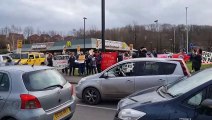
[61,73,118,120]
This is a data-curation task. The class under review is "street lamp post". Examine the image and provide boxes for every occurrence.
[186,7,189,53]
[154,20,159,52]
[83,17,87,53]
[173,28,176,53]
[101,0,105,52]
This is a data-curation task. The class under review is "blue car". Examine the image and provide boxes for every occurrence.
[115,68,212,120]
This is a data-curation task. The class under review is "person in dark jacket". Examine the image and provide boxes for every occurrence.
[117,52,123,62]
[96,51,102,73]
[139,47,147,58]
[68,52,76,76]
[47,53,53,67]
[193,49,202,72]
[191,49,197,71]
[152,48,157,58]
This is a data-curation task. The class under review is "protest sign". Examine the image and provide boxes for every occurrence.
[101,52,118,71]
[202,51,212,64]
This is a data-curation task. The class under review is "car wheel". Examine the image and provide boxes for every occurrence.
[82,87,101,105]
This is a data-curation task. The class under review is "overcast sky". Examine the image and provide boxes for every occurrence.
[0,0,212,33]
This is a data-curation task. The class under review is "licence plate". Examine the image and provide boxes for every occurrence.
[53,108,71,120]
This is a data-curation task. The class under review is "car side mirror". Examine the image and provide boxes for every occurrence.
[199,99,212,116]
[103,72,115,79]
[103,72,109,79]
[201,99,212,109]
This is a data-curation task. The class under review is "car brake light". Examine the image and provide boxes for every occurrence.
[20,94,41,109]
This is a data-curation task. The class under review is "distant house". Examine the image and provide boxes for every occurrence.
[28,34,40,43]
[40,34,51,42]
[52,35,63,42]
[64,36,74,41]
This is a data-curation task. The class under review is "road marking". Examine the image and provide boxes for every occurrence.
[76,104,117,111]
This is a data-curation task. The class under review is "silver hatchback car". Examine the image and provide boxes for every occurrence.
[76,58,190,105]
[0,66,76,120]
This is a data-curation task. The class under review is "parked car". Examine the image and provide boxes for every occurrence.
[9,52,45,65]
[0,66,76,120]
[115,68,212,120]
[76,58,190,105]
[0,54,13,66]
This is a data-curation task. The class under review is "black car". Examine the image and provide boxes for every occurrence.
[115,68,212,120]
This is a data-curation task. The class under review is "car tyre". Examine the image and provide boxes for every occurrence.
[82,87,101,105]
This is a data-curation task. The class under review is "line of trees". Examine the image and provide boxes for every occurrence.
[0,24,212,52]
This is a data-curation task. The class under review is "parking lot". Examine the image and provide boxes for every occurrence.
[63,74,118,120]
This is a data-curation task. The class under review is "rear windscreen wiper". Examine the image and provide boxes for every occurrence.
[43,84,63,90]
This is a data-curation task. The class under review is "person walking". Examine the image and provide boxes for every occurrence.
[47,53,53,67]
[193,49,202,72]
[68,52,76,76]
[96,51,102,73]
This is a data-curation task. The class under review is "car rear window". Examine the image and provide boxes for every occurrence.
[161,63,177,75]
[22,69,67,91]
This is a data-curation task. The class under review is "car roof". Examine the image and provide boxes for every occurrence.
[0,65,52,73]
[119,58,182,63]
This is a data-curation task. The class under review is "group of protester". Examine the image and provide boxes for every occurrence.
[45,51,102,76]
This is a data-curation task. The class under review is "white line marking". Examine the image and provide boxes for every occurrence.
[76,104,117,111]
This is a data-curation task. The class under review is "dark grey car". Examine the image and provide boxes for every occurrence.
[0,66,76,120]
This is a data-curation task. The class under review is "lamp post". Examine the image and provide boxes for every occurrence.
[83,17,87,53]
[186,7,189,53]
[154,20,159,52]
[101,0,105,52]
[169,39,173,52]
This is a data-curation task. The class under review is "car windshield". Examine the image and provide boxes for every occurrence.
[22,69,67,91]
[10,53,28,59]
[167,69,212,97]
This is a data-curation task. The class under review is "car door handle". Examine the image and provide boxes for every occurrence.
[126,80,133,83]
[158,79,165,82]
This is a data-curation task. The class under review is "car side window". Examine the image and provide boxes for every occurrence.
[107,62,135,77]
[134,61,161,76]
[187,92,203,106]
[0,73,10,91]
[161,63,177,75]
[29,55,34,59]
[35,54,39,59]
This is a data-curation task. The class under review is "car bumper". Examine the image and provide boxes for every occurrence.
[15,97,76,120]
[75,85,83,99]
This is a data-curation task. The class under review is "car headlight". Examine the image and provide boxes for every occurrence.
[118,98,136,110]
[118,109,146,120]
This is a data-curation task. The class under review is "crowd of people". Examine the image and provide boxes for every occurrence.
[45,51,102,76]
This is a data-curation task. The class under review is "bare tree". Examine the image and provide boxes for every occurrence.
[24,26,34,44]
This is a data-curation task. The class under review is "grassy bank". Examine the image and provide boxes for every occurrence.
[186,62,212,72]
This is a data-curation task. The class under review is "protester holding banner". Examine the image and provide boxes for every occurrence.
[68,52,76,76]
[78,52,85,75]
